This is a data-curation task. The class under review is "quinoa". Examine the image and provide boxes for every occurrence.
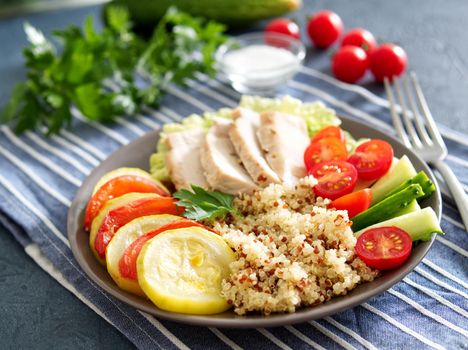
[211,176,378,315]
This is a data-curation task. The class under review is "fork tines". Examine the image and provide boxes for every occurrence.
[384,73,447,154]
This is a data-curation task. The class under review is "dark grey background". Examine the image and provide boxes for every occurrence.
[0,0,467,348]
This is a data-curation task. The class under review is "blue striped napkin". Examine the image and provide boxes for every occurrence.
[0,59,467,349]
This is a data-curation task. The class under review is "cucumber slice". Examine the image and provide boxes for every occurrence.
[371,155,417,205]
[352,184,425,232]
[352,157,399,192]
[354,207,443,241]
[386,171,435,201]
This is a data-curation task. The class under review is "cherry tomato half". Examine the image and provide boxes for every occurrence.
[311,126,345,144]
[265,18,301,40]
[355,226,412,270]
[119,219,208,280]
[309,160,358,200]
[347,139,393,181]
[332,46,369,83]
[369,43,408,82]
[330,188,372,219]
[94,197,183,259]
[304,137,348,171]
[84,175,170,231]
[307,10,343,49]
[341,28,377,54]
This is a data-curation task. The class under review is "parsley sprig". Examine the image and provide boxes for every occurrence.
[173,185,236,222]
[1,6,226,135]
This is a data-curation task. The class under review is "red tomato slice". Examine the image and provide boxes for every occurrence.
[311,126,345,144]
[309,160,357,200]
[84,175,170,231]
[118,219,209,280]
[348,140,393,181]
[304,137,348,171]
[330,189,372,218]
[94,197,183,259]
[355,226,412,270]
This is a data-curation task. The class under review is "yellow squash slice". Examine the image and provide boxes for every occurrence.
[106,214,182,296]
[137,227,236,315]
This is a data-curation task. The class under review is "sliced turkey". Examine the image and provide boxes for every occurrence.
[229,108,281,186]
[257,111,309,184]
[200,119,258,195]
[165,128,209,190]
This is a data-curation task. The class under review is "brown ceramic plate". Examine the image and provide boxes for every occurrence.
[68,116,441,328]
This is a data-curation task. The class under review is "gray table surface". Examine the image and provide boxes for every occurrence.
[0,0,467,349]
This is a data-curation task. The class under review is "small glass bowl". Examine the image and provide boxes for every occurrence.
[216,32,305,96]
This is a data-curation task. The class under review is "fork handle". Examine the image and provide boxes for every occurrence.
[433,160,468,231]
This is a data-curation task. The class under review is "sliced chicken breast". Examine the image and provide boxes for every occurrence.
[200,120,258,195]
[165,128,209,190]
[257,111,309,184]
[229,108,280,186]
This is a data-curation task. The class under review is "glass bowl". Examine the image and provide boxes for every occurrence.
[216,32,305,95]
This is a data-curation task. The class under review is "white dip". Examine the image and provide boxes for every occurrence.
[222,44,300,91]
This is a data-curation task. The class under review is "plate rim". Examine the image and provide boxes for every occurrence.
[67,115,441,328]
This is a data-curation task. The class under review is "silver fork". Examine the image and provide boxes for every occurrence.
[384,72,468,230]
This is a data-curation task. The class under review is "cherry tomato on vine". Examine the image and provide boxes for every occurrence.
[341,28,377,54]
[304,137,348,170]
[307,10,343,49]
[308,160,357,200]
[355,226,412,270]
[332,46,369,83]
[265,18,301,39]
[330,189,372,218]
[369,43,408,82]
[347,139,393,181]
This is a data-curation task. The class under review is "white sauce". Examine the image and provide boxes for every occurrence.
[223,45,298,72]
[222,45,300,91]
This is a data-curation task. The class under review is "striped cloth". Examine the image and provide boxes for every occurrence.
[0,64,467,350]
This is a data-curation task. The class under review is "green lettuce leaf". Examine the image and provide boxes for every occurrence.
[239,95,340,136]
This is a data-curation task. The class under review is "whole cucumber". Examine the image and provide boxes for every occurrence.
[352,184,425,232]
[112,0,302,27]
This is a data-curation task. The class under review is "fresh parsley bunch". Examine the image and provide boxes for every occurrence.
[1,6,226,135]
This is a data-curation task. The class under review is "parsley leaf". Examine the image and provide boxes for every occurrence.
[1,6,227,135]
[173,185,236,222]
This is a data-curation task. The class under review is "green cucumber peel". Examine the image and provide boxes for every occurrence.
[385,171,435,201]
[352,184,425,232]
[397,199,421,216]
[370,155,417,205]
